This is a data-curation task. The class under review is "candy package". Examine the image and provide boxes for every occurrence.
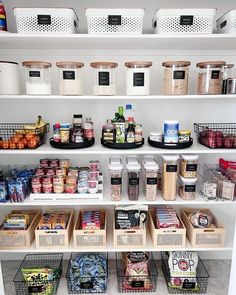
[115,205,148,229]
[188,211,215,228]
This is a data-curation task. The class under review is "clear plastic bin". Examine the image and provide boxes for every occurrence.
[126,156,141,201]
[142,156,159,200]
[180,154,199,178]
[178,175,198,200]
[109,156,123,201]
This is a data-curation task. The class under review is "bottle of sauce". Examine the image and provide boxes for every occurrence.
[53,123,61,142]
[126,117,135,143]
[115,106,125,143]
[0,1,7,32]
[102,119,115,142]
[84,117,94,141]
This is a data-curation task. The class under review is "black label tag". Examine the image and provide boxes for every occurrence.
[180,15,194,26]
[186,164,197,172]
[220,20,227,29]
[37,15,51,25]
[111,178,122,185]
[29,71,40,78]
[147,177,157,185]
[173,70,185,80]
[129,178,139,185]
[99,72,110,86]
[185,185,196,192]
[108,15,122,26]
[133,72,144,87]
[81,281,93,289]
[166,165,177,172]
[63,71,75,80]
[211,70,220,79]
[182,281,196,289]
[131,281,144,288]
[28,285,43,293]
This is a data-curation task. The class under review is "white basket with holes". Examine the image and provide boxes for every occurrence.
[152,9,216,34]
[14,8,79,34]
[216,10,236,34]
[86,8,145,34]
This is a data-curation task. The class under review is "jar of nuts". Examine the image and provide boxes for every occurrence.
[180,154,199,178]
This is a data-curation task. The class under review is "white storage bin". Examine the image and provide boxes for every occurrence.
[216,10,236,34]
[14,8,79,34]
[153,9,216,34]
[86,9,145,34]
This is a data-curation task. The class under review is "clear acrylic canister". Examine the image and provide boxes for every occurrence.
[109,156,123,201]
[222,64,234,94]
[126,156,141,201]
[90,62,117,95]
[22,61,52,95]
[142,156,159,201]
[178,176,197,200]
[162,154,179,201]
[56,61,84,95]
[196,61,226,95]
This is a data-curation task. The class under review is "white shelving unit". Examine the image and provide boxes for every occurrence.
[1,0,236,294]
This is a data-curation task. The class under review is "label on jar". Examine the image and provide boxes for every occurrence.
[37,15,51,25]
[182,281,196,289]
[131,281,144,288]
[108,15,121,26]
[166,165,177,172]
[186,164,197,172]
[180,15,194,26]
[63,70,75,80]
[99,71,110,86]
[127,132,135,143]
[80,282,93,289]
[133,72,145,87]
[129,178,139,185]
[147,177,157,185]
[111,178,122,185]
[173,70,185,80]
[211,70,220,79]
[185,185,196,192]
[29,71,40,78]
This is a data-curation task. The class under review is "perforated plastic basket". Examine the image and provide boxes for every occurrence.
[14,8,79,34]
[86,9,145,34]
[216,10,236,34]
[153,9,216,34]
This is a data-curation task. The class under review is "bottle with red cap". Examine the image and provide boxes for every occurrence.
[0,1,7,32]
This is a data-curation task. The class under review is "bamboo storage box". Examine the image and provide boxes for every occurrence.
[73,210,107,249]
[0,210,41,250]
[181,208,226,248]
[113,219,146,248]
[35,210,74,249]
[148,209,186,249]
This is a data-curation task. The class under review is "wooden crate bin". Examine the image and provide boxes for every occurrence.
[0,210,41,250]
[181,208,226,248]
[148,208,186,249]
[35,210,74,249]
[73,210,107,249]
[113,218,146,248]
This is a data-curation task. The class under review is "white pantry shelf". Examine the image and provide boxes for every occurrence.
[1,33,236,50]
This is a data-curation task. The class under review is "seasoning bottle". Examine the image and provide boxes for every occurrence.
[102,119,115,142]
[222,64,234,94]
[53,123,61,142]
[84,117,94,141]
[126,117,135,143]
[0,1,7,31]
[115,106,125,143]
[135,124,143,143]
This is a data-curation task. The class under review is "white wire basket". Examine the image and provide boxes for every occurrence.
[216,10,236,34]
[86,8,145,34]
[152,9,216,34]
[14,8,79,34]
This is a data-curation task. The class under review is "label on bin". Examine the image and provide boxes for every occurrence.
[220,20,227,29]
[131,280,144,288]
[182,281,196,289]
[99,71,110,86]
[186,164,197,172]
[29,71,40,78]
[173,70,185,80]
[147,177,157,185]
[166,165,177,172]
[81,281,93,289]
[129,178,139,185]
[28,285,43,293]
[185,185,196,192]
[133,72,144,87]
[37,15,51,25]
[63,71,75,80]
[211,70,220,79]
[111,178,122,185]
[180,15,193,26]
[108,15,121,25]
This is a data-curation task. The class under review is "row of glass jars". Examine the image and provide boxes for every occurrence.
[21,60,236,96]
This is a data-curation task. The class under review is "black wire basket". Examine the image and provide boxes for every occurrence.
[0,122,49,149]
[116,252,158,293]
[66,252,108,294]
[161,252,210,294]
[13,253,63,295]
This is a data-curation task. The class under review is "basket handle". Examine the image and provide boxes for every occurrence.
[124,230,136,234]
[203,229,215,233]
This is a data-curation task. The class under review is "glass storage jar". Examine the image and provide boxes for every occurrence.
[227,78,236,94]
[178,176,197,200]
[126,156,141,201]
[180,154,199,178]
[222,64,234,94]
[56,61,84,95]
[90,62,117,95]
[162,60,191,95]
[109,156,123,201]
[125,61,152,95]
[22,61,52,95]
[162,154,179,201]
[142,156,159,201]
[196,61,226,95]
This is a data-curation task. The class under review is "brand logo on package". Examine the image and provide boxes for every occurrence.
[63,71,75,80]
[133,72,145,87]
[108,15,122,25]
[180,15,194,26]
[173,70,185,80]
[99,72,110,86]
[37,15,51,25]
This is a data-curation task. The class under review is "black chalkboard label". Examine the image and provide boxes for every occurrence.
[111,178,122,185]
[129,178,139,185]
[63,71,75,80]
[180,15,194,26]
[99,72,110,86]
[185,185,196,192]
[37,15,51,25]
[186,164,197,172]
[173,70,185,80]
[29,71,40,78]
[211,70,220,79]
[81,281,93,289]
[166,165,177,172]
[182,281,196,289]
[108,15,122,25]
[133,72,144,86]
[220,20,227,29]
[28,285,43,293]
[147,177,157,185]
[131,281,144,288]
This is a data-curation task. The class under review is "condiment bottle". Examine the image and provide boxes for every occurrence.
[84,117,94,141]
[102,119,115,142]
[53,123,61,142]
[115,106,125,143]
[126,117,135,143]
[0,1,7,31]
[135,124,143,143]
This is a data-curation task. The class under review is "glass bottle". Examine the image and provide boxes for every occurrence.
[102,119,115,142]
[53,123,61,142]
[117,106,125,122]
[84,117,94,141]
[127,117,135,143]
